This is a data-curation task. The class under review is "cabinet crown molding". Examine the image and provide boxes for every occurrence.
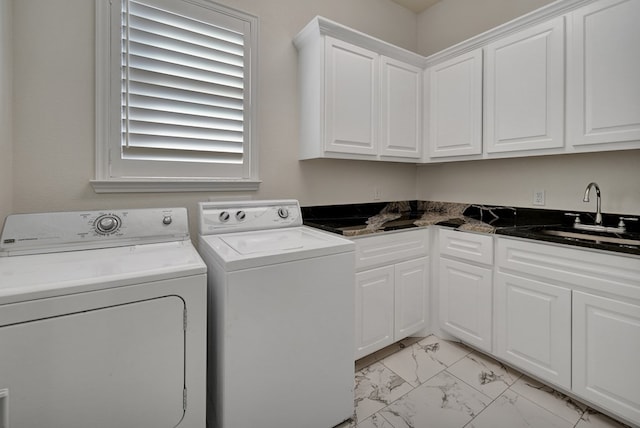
[294,1,601,69]
[293,15,426,67]
[424,0,597,66]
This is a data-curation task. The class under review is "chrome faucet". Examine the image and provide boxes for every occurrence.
[583,182,602,226]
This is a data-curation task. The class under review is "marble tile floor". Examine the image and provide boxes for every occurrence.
[337,335,631,428]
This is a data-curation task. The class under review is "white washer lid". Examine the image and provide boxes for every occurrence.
[219,228,312,254]
[199,226,354,271]
[0,241,206,305]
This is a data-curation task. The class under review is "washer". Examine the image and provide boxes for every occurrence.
[198,200,355,428]
[0,208,207,428]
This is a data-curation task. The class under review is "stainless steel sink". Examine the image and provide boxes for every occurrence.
[539,228,640,246]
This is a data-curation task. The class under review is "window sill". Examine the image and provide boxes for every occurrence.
[90,179,261,193]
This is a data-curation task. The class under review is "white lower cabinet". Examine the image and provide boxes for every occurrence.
[394,257,430,339]
[353,229,429,359]
[438,229,493,353]
[350,224,640,425]
[439,258,492,352]
[494,272,571,390]
[573,291,640,424]
[355,257,429,359]
[495,236,640,427]
[355,266,395,357]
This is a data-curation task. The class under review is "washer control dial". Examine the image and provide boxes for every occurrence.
[95,214,121,235]
[236,210,246,221]
[219,211,231,222]
[277,207,289,219]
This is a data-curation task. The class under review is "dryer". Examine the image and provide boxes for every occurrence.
[198,200,355,428]
[0,208,206,428]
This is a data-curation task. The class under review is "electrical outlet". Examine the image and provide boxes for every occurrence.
[373,186,382,201]
[533,189,545,206]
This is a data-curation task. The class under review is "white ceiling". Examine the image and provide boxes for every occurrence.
[390,0,441,13]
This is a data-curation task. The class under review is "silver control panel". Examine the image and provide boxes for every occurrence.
[0,208,190,256]
[198,200,302,234]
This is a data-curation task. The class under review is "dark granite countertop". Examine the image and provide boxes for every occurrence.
[496,224,640,257]
[302,200,640,257]
[303,201,502,236]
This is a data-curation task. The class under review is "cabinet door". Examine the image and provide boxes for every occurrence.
[484,17,565,153]
[394,257,429,339]
[355,266,395,359]
[380,57,422,159]
[495,272,571,390]
[439,257,492,352]
[325,36,378,156]
[573,291,640,424]
[428,49,483,158]
[568,0,640,147]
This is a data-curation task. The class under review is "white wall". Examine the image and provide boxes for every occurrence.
[416,0,640,215]
[9,0,640,230]
[10,0,418,230]
[0,0,13,224]
[417,151,640,215]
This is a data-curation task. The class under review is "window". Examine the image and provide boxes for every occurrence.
[93,0,259,192]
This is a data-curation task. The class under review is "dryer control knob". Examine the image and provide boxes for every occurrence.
[95,215,120,234]
[219,211,231,222]
[236,210,246,221]
[277,207,289,219]
[162,215,172,225]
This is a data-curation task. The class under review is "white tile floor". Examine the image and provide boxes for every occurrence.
[338,336,631,428]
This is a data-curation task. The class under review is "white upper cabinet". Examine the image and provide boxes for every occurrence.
[380,57,422,159]
[295,1,639,165]
[427,49,483,158]
[568,0,640,148]
[325,37,379,156]
[484,17,565,154]
[294,17,424,162]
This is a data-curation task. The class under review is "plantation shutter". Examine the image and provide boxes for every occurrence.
[121,0,246,164]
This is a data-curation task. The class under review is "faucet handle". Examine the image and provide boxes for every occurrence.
[565,213,581,224]
[618,216,638,231]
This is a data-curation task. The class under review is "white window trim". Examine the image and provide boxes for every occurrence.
[92,0,260,193]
